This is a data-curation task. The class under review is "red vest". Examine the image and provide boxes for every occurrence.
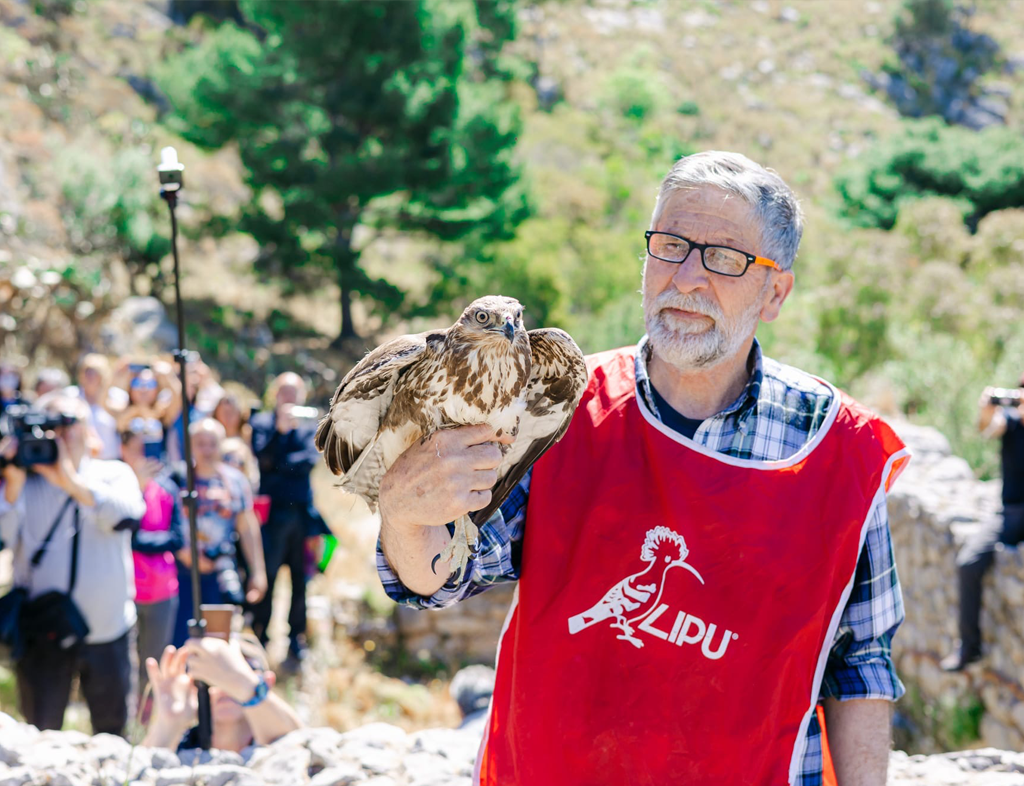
[477,348,908,786]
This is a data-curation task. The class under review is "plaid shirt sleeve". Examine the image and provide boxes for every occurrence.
[376,470,532,609]
[796,492,906,785]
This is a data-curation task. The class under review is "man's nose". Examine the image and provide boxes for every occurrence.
[670,247,710,293]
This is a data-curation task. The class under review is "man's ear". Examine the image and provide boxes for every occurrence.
[760,271,795,324]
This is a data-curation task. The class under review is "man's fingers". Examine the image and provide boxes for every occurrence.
[465,442,504,469]
[145,657,160,685]
[469,468,499,491]
[446,424,508,447]
[465,488,492,512]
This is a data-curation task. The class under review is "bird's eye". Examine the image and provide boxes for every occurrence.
[474,311,489,324]
[516,310,522,321]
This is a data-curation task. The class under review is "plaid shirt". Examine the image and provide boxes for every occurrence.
[378,337,905,785]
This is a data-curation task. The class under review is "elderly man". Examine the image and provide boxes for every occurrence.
[250,373,324,663]
[0,394,145,735]
[376,152,909,785]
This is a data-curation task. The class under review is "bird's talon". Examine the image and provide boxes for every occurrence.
[431,553,441,575]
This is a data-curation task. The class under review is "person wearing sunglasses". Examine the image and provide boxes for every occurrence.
[374,151,909,786]
[116,364,183,463]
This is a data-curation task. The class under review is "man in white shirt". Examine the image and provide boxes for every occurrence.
[0,394,145,736]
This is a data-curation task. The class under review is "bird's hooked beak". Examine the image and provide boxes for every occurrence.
[502,315,515,342]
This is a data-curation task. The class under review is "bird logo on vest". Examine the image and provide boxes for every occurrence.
[567,526,705,649]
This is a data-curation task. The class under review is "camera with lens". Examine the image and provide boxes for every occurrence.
[0,404,77,468]
[990,388,1023,407]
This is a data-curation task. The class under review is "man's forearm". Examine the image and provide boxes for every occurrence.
[823,697,891,786]
[379,514,452,597]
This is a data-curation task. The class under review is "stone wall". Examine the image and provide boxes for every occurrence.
[889,422,1023,752]
[394,585,516,669]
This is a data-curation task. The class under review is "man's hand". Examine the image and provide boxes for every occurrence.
[182,637,260,704]
[0,437,26,504]
[33,437,95,507]
[377,424,512,596]
[275,403,297,435]
[379,425,512,531]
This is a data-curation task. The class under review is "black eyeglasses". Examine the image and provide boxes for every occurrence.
[645,231,781,277]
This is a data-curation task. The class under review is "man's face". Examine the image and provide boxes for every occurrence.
[276,380,305,407]
[642,186,793,371]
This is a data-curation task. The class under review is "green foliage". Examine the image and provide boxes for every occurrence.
[56,143,171,294]
[834,119,1024,230]
[892,0,955,39]
[601,67,664,122]
[157,0,528,341]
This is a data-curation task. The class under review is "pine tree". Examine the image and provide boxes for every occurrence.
[159,0,527,342]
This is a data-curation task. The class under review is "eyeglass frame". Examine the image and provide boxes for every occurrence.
[644,230,782,277]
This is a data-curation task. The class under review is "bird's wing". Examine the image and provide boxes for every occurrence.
[315,331,442,476]
[471,327,588,526]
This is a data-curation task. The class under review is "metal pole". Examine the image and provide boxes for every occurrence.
[159,150,212,750]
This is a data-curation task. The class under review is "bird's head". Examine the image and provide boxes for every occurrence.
[458,296,527,346]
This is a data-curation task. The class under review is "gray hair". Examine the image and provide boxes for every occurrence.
[650,151,803,271]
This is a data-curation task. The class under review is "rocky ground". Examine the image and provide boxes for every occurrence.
[5,709,1024,786]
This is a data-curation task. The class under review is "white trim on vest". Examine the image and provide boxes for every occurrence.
[633,372,842,470]
[474,583,521,786]
[785,446,911,784]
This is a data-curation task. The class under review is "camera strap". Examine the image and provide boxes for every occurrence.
[68,504,81,595]
[29,496,74,569]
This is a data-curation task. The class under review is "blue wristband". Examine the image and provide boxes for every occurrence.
[239,674,269,708]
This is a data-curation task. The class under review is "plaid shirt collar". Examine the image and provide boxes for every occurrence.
[634,334,763,423]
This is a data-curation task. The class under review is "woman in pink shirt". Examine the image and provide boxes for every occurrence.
[120,427,184,697]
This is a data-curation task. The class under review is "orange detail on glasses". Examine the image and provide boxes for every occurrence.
[754,256,782,271]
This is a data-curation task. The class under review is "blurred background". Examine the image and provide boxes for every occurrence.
[1,0,1024,750]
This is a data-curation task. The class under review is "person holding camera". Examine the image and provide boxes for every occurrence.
[172,418,267,647]
[141,633,301,752]
[0,394,145,734]
[942,374,1024,671]
[250,373,324,664]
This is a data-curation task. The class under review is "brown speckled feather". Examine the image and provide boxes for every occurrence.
[315,297,587,516]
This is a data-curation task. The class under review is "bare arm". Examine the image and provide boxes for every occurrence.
[822,698,891,786]
[377,424,510,597]
[181,638,302,746]
[978,387,1007,438]
[236,509,267,603]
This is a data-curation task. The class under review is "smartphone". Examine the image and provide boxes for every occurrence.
[143,440,164,461]
[129,362,151,374]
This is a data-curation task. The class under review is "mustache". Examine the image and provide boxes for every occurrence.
[650,291,723,321]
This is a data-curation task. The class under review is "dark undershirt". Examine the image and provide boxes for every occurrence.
[649,384,705,440]
[1003,409,1024,506]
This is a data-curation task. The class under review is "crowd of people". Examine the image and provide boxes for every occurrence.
[0,351,328,748]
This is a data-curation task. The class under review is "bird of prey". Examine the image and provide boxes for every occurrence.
[315,295,588,581]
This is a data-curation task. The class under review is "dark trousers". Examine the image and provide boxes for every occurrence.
[136,596,178,693]
[16,630,132,736]
[251,505,307,649]
[173,568,225,647]
[957,503,1024,657]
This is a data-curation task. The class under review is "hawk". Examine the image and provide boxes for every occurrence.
[315,295,588,580]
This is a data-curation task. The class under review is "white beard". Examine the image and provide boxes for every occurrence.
[642,278,767,371]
